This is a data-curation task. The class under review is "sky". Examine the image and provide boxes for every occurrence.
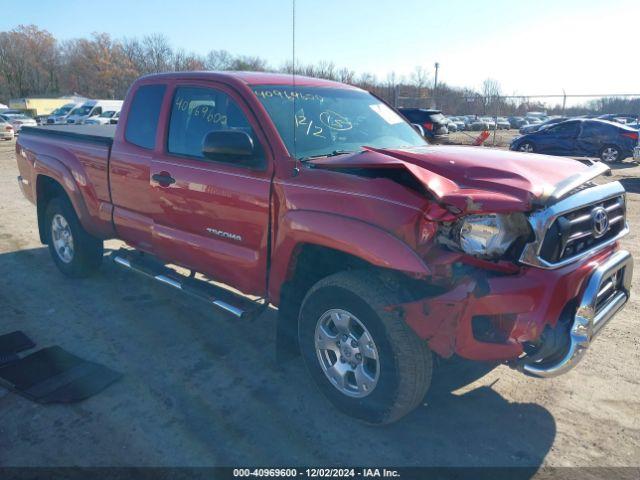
[3,0,640,97]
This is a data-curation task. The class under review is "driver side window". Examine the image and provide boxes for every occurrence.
[547,122,578,136]
[167,86,264,168]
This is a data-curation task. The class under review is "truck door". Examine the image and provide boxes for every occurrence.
[110,83,167,252]
[150,83,273,296]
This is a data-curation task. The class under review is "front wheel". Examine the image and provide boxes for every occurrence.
[45,197,104,278]
[299,271,432,425]
[518,141,535,153]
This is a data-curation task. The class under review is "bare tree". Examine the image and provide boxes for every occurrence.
[141,34,173,73]
[205,50,233,70]
[481,77,502,114]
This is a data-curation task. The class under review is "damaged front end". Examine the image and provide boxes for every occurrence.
[311,147,632,376]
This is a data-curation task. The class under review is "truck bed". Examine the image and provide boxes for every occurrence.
[17,125,116,222]
[20,125,116,146]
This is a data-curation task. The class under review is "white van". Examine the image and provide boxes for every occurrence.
[66,100,124,125]
[46,102,85,125]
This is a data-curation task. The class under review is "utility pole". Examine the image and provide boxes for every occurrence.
[432,62,440,109]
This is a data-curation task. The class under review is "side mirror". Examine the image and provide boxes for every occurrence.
[412,123,425,137]
[202,130,254,160]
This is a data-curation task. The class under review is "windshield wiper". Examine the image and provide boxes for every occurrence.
[299,150,358,162]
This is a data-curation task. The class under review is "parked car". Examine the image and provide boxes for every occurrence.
[598,114,638,124]
[447,116,466,131]
[46,102,85,125]
[0,109,25,116]
[16,71,633,424]
[0,118,14,140]
[398,108,449,141]
[84,110,121,125]
[0,113,37,133]
[66,100,124,124]
[526,111,547,120]
[510,118,639,162]
[468,117,490,131]
[508,116,528,128]
[495,117,511,129]
[519,117,568,135]
[480,117,497,130]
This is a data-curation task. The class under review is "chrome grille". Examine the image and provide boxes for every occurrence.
[520,181,629,269]
[538,195,626,263]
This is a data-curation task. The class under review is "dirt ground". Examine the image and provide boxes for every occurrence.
[0,137,638,472]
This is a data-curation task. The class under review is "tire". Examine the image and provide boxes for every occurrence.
[45,196,103,278]
[298,271,432,425]
[600,144,623,163]
[519,141,535,153]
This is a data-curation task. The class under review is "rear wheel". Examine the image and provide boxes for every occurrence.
[299,271,432,424]
[45,197,103,278]
[600,144,623,163]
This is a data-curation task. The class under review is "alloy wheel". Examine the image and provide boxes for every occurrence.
[51,213,75,263]
[314,308,380,398]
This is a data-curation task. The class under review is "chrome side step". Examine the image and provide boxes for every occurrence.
[110,249,264,320]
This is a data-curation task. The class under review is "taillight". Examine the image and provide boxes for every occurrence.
[422,122,434,131]
[622,132,639,140]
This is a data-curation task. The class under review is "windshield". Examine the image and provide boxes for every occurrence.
[51,105,75,116]
[71,105,93,116]
[253,85,427,159]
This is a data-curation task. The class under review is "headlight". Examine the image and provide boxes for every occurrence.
[456,213,530,259]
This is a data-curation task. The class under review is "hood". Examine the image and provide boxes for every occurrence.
[309,145,596,214]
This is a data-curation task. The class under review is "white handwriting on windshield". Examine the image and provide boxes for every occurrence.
[295,114,326,138]
[319,110,352,131]
[254,89,324,102]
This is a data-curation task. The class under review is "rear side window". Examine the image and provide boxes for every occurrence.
[125,84,166,149]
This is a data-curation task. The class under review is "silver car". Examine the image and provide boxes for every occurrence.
[0,113,37,133]
[0,119,14,140]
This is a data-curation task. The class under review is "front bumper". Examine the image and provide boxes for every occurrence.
[397,247,633,375]
[520,249,632,377]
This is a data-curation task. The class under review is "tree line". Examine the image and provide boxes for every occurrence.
[1,25,638,117]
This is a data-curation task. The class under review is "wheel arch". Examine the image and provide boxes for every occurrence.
[269,210,430,306]
[35,174,86,244]
[271,210,431,362]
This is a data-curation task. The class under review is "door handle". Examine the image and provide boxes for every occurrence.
[152,172,176,187]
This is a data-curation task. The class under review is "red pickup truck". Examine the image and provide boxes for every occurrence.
[15,72,633,424]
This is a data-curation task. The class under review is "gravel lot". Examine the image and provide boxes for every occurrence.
[0,137,638,471]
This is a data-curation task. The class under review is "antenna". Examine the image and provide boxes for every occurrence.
[292,0,299,175]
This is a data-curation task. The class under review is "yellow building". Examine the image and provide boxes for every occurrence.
[8,97,80,117]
